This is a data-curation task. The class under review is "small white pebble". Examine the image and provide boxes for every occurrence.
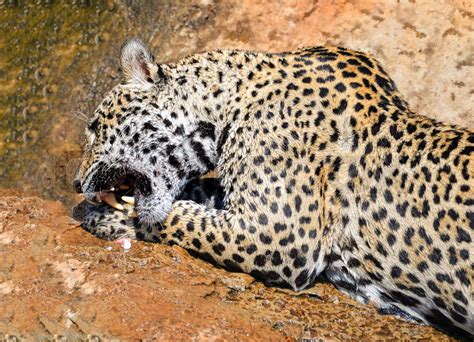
[122,239,131,250]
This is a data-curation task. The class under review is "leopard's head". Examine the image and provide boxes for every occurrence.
[74,39,217,224]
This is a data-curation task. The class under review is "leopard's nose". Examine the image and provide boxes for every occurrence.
[73,179,82,193]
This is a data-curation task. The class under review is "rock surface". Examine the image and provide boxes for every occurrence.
[0,190,455,340]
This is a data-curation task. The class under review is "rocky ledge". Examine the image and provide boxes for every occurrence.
[0,190,453,340]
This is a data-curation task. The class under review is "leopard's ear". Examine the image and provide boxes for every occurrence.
[120,38,160,84]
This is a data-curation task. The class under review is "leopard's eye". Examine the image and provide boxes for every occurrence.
[88,118,99,134]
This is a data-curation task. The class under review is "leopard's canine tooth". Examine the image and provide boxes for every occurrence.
[129,210,138,218]
[121,196,135,204]
[103,193,124,211]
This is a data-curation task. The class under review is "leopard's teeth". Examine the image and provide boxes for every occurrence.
[103,193,124,211]
[129,210,138,218]
[121,196,135,205]
[95,194,102,203]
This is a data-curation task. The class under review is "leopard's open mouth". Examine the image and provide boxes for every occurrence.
[82,165,152,216]
[95,174,138,214]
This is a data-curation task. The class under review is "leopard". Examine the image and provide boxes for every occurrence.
[73,38,473,338]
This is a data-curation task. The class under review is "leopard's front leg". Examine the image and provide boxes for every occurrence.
[156,200,323,291]
[79,197,326,290]
[157,200,247,271]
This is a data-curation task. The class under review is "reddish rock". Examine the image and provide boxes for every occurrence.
[0,190,454,340]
